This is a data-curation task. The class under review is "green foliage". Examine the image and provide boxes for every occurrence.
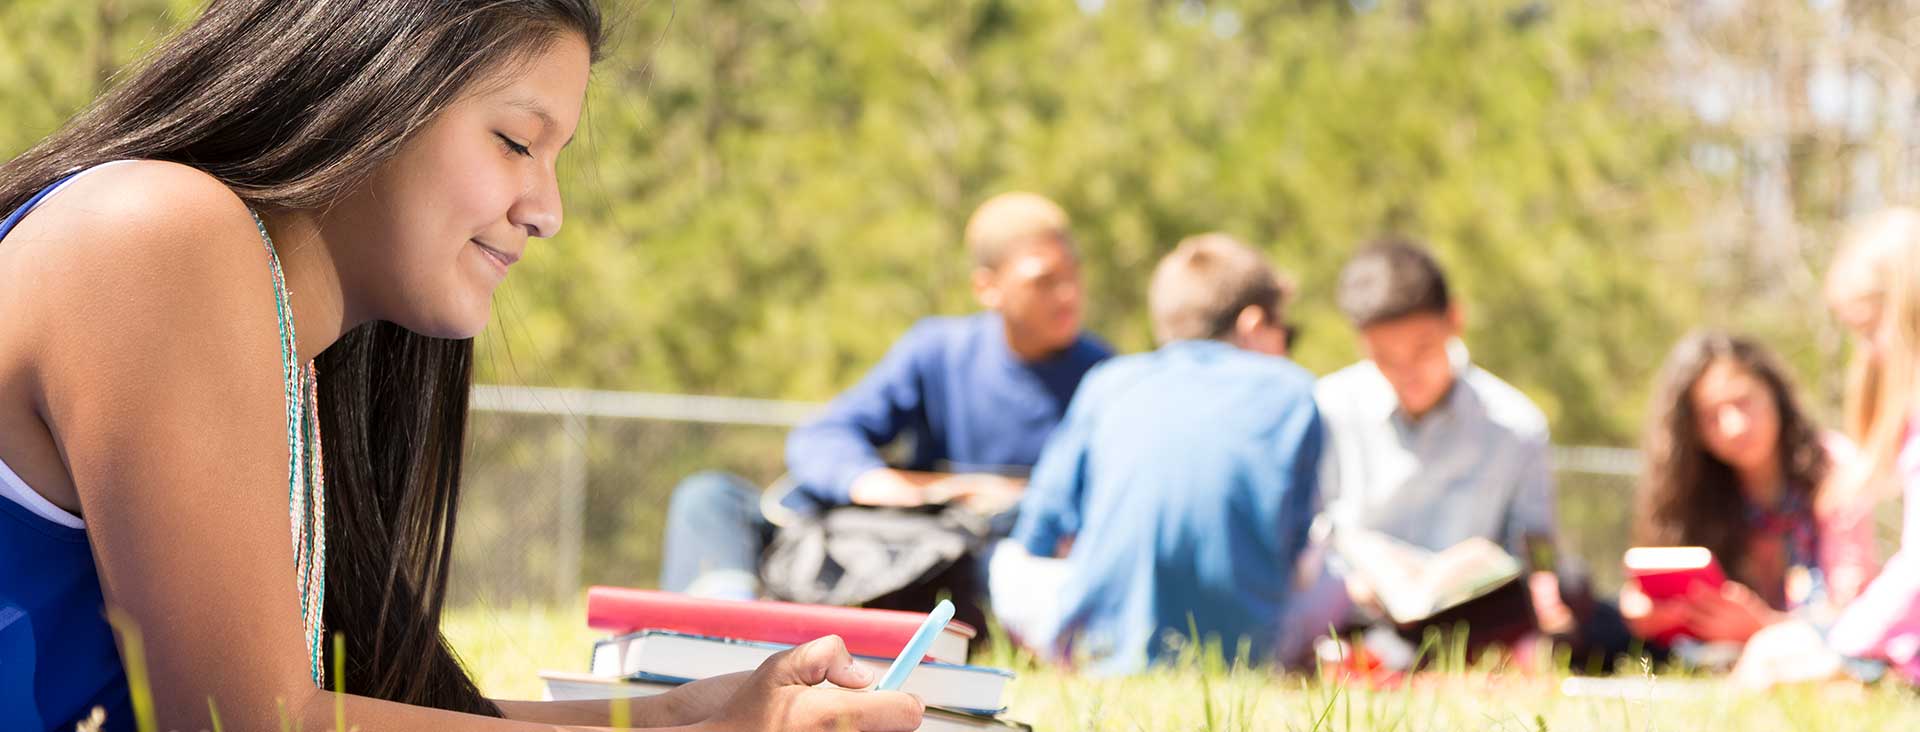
[1,0,1731,443]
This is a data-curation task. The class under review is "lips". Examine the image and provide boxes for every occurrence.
[472,239,520,270]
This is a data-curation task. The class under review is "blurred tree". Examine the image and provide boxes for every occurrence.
[511,0,1709,442]
[1,0,1747,444]
[1652,0,1920,413]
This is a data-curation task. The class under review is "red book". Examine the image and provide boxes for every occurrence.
[1623,546,1729,645]
[1624,546,1727,602]
[585,586,976,664]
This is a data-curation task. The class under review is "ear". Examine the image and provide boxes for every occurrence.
[972,267,1001,310]
[1233,305,1287,356]
[1234,304,1270,340]
[1446,303,1466,335]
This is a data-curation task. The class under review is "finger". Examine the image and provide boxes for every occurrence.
[1693,601,1734,623]
[775,635,871,689]
[821,655,876,690]
[1618,594,1651,619]
[1693,589,1733,612]
[1655,603,1690,628]
[1686,583,1716,603]
[1682,606,1721,632]
[800,688,924,732]
[1723,581,1757,602]
[860,691,926,732]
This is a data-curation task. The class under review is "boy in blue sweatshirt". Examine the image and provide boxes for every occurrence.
[660,192,1111,599]
[1001,234,1321,675]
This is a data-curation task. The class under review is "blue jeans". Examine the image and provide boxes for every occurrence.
[658,471,774,600]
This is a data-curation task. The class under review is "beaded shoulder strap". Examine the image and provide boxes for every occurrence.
[248,208,328,687]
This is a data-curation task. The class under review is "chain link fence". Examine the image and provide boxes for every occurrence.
[449,386,1645,610]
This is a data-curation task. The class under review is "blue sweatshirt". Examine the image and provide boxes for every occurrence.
[783,313,1111,512]
[1012,339,1323,675]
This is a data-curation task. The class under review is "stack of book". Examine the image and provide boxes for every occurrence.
[540,586,1032,732]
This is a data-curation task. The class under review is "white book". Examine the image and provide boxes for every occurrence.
[1334,529,1522,625]
[590,630,1013,715]
[537,671,1032,732]
[539,671,676,701]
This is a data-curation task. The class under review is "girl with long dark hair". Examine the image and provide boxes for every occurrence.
[0,2,922,730]
[1622,331,1876,646]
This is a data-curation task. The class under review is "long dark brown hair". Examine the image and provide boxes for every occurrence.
[1633,331,1830,581]
[0,0,602,715]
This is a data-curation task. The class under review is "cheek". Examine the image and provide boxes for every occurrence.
[1419,357,1452,392]
[404,127,523,232]
[1010,287,1049,315]
[1700,428,1739,460]
[440,164,520,230]
[1754,411,1782,448]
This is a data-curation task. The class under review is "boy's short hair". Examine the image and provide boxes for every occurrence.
[1148,233,1292,345]
[1335,237,1451,328]
[964,192,1073,269]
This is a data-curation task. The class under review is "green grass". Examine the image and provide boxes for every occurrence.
[443,602,1920,731]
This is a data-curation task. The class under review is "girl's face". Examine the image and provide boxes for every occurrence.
[1826,258,1886,360]
[1688,358,1781,478]
[325,33,592,339]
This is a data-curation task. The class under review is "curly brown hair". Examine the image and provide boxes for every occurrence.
[1632,331,1830,580]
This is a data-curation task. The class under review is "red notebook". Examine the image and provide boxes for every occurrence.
[1623,546,1726,601]
[586,586,977,664]
[1623,546,1728,645]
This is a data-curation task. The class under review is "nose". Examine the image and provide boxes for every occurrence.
[1716,405,1749,440]
[508,165,564,239]
[1056,277,1083,305]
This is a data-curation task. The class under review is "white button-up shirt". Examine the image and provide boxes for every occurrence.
[1313,345,1556,558]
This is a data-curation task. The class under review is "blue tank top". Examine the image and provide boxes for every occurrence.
[1,170,135,732]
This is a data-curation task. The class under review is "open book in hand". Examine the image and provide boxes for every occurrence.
[1334,528,1524,625]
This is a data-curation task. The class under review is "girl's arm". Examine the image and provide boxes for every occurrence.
[1827,483,1920,660]
[30,163,640,731]
[492,673,750,727]
[29,162,920,732]
[1816,497,1881,608]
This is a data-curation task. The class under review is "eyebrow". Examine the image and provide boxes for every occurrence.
[505,97,575,149]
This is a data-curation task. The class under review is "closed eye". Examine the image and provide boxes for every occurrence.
[496,132,533,158]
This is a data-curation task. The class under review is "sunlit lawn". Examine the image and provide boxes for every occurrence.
[444,602,1920,731]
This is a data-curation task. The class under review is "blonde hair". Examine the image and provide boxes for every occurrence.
[1148,233,1293,345]
[1831,207,1920,506]
[964,192,1072,269]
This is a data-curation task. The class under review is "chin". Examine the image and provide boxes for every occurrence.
[397,304,494,341]
[1042,330,1082,353]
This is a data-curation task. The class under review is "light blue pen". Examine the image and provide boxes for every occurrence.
[875,599,954,692]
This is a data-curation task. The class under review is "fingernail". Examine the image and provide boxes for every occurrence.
[847,662,872,684]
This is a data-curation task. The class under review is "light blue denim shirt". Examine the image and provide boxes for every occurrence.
[1012,339,1322,675]
[1313,342,1556,558]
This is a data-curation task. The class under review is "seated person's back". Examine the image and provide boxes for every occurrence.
[1012,234,1320,675]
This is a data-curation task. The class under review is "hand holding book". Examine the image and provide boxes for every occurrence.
[1622,546,1778,644]
[1679,581,1780,643]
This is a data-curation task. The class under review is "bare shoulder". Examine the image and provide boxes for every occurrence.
[11,160,265,269]
[5,161,286,418]
[7,161,279,352]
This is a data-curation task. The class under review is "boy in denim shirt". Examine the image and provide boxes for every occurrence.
[1002,234,1322,675]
